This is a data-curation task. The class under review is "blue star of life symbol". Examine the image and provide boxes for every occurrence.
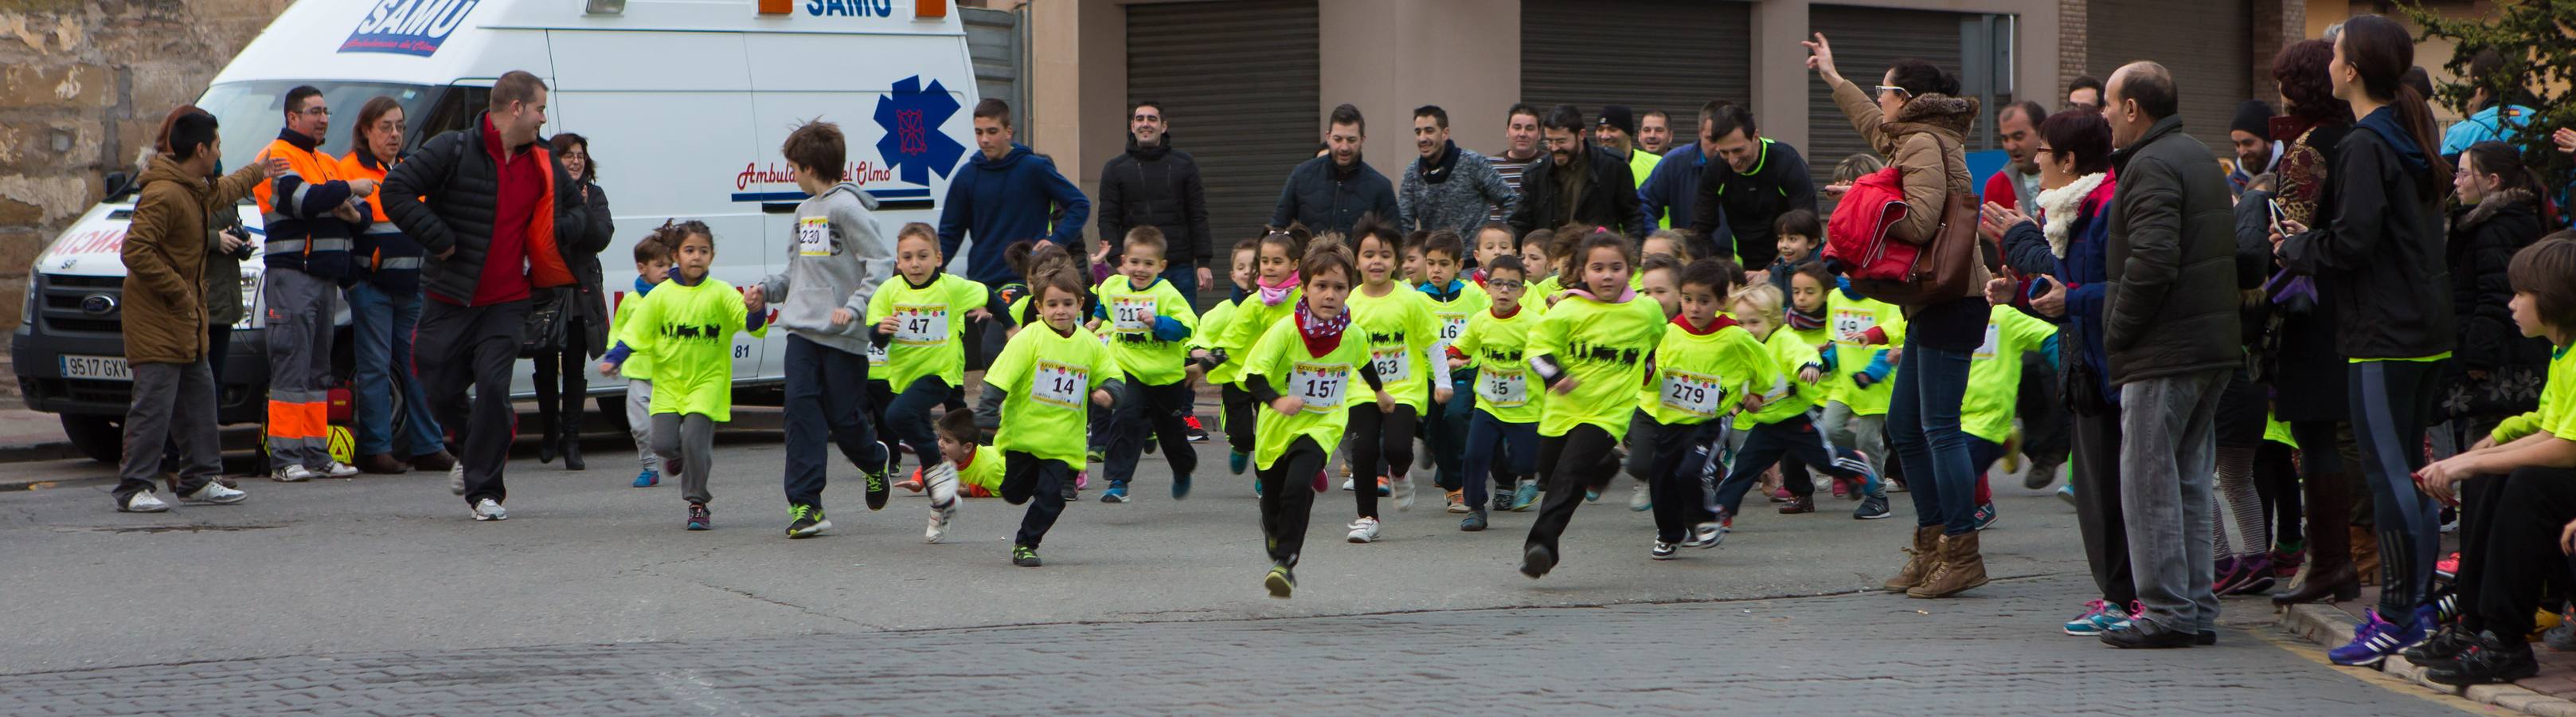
[874,76,966,186]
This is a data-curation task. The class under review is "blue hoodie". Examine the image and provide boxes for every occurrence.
[937,143,1092,284]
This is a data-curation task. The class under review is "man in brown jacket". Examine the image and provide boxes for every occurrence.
[114,108,264,512]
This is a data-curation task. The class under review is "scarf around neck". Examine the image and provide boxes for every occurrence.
[1421,140,1460,185]
[1257,272,1302,306]
[1788,303,1828,331]
[2035,172,2108,259]
[1294,297,1351,356]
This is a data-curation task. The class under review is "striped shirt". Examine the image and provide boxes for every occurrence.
[1485,149,1543,223]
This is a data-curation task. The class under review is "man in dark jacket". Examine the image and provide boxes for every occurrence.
[382,70,599,522]
[1687,101,1816,265]
[1509,104,1648,239]
[1097,100,1211,300]
[1272,103,1401,237]
[940,98,1091,285]
[2093,62,2242,650]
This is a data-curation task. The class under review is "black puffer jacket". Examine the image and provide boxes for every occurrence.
[561,179,613,355]
[1269,155,1400,237]
[381,112,592,306]
[2277,108,2453,361]
[2448,189,2547,375]
[1097,134,1211,266]
[1507,144,1647,239]
[2101,115,2242,385]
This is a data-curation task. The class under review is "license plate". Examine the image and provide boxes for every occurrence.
[61,355,131,381]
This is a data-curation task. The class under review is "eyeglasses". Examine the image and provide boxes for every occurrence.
[1873,85,1912,99]
[1487,280,1525,290]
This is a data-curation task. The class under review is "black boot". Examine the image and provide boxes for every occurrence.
[559,372,587,470]
[536,421,558,464]
[2426,633,2539,686]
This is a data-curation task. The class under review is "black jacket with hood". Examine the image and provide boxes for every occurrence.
[1507,143,1648,240]
[1097,133,1211,266]
[2277,106,2454,361]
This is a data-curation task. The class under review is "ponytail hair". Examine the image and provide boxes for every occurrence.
[2340,14,2451,197]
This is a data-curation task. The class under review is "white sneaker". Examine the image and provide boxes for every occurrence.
[272,464,321,482]
[472,498,507,521]
[1683,522,1724,548]
[1340,477,1355,492]
[179,480,248,505]
[1347,516,1382,543]
[1628,483,1652,511]
[448,464,466,496]
[924,507,955,544]
[1392,475,1416,511]
[324,461,361,479]
[118,491,169,513]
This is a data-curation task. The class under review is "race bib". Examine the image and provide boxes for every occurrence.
[1477,367,1528,407]
[1111,296,1155,334]
[796,217,832,257]
[1290,362,1349,413]
[1030,359,1088,409]
[1659,370,1725,417]
[1370,346,1412,383]
[1433,314,1468,358]
[892,304,948,345]
[865,340,888,366]
[1831,308,1878,344]
[1972,323,2002,360]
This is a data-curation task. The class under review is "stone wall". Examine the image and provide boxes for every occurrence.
[0,0,293,333]
[2055,0,2085,106]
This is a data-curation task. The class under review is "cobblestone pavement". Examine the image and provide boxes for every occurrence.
[0,438,2476,715]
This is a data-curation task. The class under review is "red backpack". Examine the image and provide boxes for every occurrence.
[1822,165,1921,286]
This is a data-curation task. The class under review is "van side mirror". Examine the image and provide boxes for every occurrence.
[103,171,136,202]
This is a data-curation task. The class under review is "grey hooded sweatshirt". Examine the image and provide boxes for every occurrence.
[756,182,893,355]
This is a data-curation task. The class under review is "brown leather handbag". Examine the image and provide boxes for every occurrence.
[1850,134,1995,307]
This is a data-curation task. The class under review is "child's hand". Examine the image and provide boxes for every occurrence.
[1550,376,1581,395]
[877,315,901,335]
[744,294,766,315]
[830,308,857,327]
[1190,348,1213,364]
[2555,127,2576,155]
[1091,388,1115,408]
[1270,395,1305,416]
[1447,355,1467,370]
[1745,269,1769,286]
[1375,390,1396,413]
[1084,318,1102,332]
[742,284,764,308]
[1799,366,1822,383]
[598,361,620,378]
[966,307,992,322]
[1741,392,1769,411]
[1432,383,1453,405]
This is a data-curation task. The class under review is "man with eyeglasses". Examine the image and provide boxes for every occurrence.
[1507,104,1647,239]
[252,84,376,482]
[1097,100,1212,301]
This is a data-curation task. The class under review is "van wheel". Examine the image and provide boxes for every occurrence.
[596,396,629,435]
[61,415,122,464]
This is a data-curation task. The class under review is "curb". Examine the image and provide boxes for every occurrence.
[2282,603,2576,717]
[0,441,80,465]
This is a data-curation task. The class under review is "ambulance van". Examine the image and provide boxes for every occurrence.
[14,0,984,462]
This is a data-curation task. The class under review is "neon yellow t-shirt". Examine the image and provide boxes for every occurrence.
[1527,292,1665,439]
[2265,412,2298,449]
[1094,276,1198,386]
[1420,280,1491,373]
[609,288,656,382]
[1736,327,1827,429]
[1534,275,1563,306]
[1195,297,1241,386]
[1639,318,1770,426]
[1454,304,1546,425]
[1346,284,1442,413]
[2542,345,2576,438]
[1221,289,1300,387]
[1244,316,1376,470]
[1826,289,1906,416]
[1960,305,2058,445]
[622,277,765,421]
[958,444,1006,495]
[866,272,989,392]
[984,322,1119,465]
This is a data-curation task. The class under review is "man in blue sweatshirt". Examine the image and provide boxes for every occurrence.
[937,98,1090,285]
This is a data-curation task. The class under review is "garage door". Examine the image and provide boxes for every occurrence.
[2091,0,2250,158]
[1519,0,1753,140]
[1807,4,1968,192]
[1127,0,1319,284]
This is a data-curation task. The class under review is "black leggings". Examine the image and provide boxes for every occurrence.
[1523,424,1622,558]
[2255,441,2302,547]
[532,321,592,439]
[1347,403,1418,519]
[1257,437,1328,566]
[2351,360,2442,615]
[1222,383,1257,456]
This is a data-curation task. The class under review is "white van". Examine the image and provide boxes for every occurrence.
[13,0,989,462]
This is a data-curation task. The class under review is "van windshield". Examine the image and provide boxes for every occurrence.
[193,81,443,176]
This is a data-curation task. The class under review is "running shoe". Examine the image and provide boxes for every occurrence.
[2062,600,2131,636]
[1460,509,1487,532]
[178,480,247,506]
[1172,472,1193,500]
[2328,608,2429,667]
[1651,541,1679,560]
[1519,543,1555,578]
[785,504,831,539]
[2425,634,2539,686]
[1769,487,1792,503]
[1510,480,1538,512]
[1100,483,1132,503]
[1185,415,1210,443]
[1972,503,1999,531]
[687,503,712,531]
[472,498,507,521]
[2056,484,2076,506]
[632,468,659,488]
[117,491,170,513]
[1683,522,1724,548]
[1347,516,1382,543]
[1629,483,1652,511]
[1779,495,1816,515]
[1265,565,1295,598]
[1012,544,1042,567]
[2436,551,2461,582]
[1853,494,1892,520]
[1391,475,1415,511]
[1444,489,1468,514]
[1229,450,1249,476]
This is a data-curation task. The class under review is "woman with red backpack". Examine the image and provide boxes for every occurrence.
[1803,33,1992,599]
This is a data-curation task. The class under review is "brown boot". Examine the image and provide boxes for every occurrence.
[358,453,410,475]
[408,450,456,472]
[1883,525,1943,592]
[1909,531,1991,598]
[2352,525,2381,586]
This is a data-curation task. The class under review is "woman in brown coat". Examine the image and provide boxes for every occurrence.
[115,106,265,512]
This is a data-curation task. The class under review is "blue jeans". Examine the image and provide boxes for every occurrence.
[782,335,889,508]
[1161,264,1198,304]
[1460,410,1538,509]
[1886,338,1977,535]
[347,282,442,458]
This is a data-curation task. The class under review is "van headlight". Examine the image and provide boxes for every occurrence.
[235,272,260,329]
[20,276,37,327]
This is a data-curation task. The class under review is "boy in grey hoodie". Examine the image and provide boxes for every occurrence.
[753,121,897,539]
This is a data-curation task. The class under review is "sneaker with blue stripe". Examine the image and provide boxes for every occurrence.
[2328,607,2430,666]
[2063,600,2131,636]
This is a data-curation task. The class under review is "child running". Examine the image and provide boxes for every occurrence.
[869,222,992,504]
[1415,229,1489,514]
[1469,221,1517,287]
[1616,253,1688,509]
[1189,239,1254,467]
[1821,268,1903,519]
[1094,225,1201,503]
[1244,245,1391,598]
[1211,229,1307,482]
[1521,230,1666,578]
[979,266,1121,567]
[1449,255,1546,525]
[919,407,1007,543]
[600,220,769,531]
[1959,302,2060,531]
[1343,215,1449,541]
[1706,284,1878,543]
[1638,258,1773,557]
[753,120,898,538]
[609,237,674,488]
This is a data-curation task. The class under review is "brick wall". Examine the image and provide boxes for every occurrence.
[0,0,293,334]
[2250,0,2306,105]
[2055,0,2086,107]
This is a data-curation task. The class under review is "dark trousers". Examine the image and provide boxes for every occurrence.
[1221,384,1257,456]
[417,298,528,505]
[1713,413,1871,516]
[162,325,233,473]
[1523,424,1621,558]
[2015,351,2070,466]
[998,451,1073,549]
[2471,466,2576,645]
[2351,359,2444,613]
[1105,376,1199,486]
[867,378,898,470]
[2070,404,2139,606]
[1461,411,1538,509]
[2456,471,2511,633]
[782,335,889,508]
[531,319,591,442]
[1644,418,1723,543]
[1425,372,1473,490]
[1347,403,1418,519]
[887,376,952,469]
[2256,441,2303,546]
[1257,437,1329,566]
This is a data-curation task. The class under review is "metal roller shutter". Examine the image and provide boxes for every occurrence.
[1126,0,1320,278]
[1807,4,1967,193]
[2090,0,2250,159]
[1519,0,1753,139]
